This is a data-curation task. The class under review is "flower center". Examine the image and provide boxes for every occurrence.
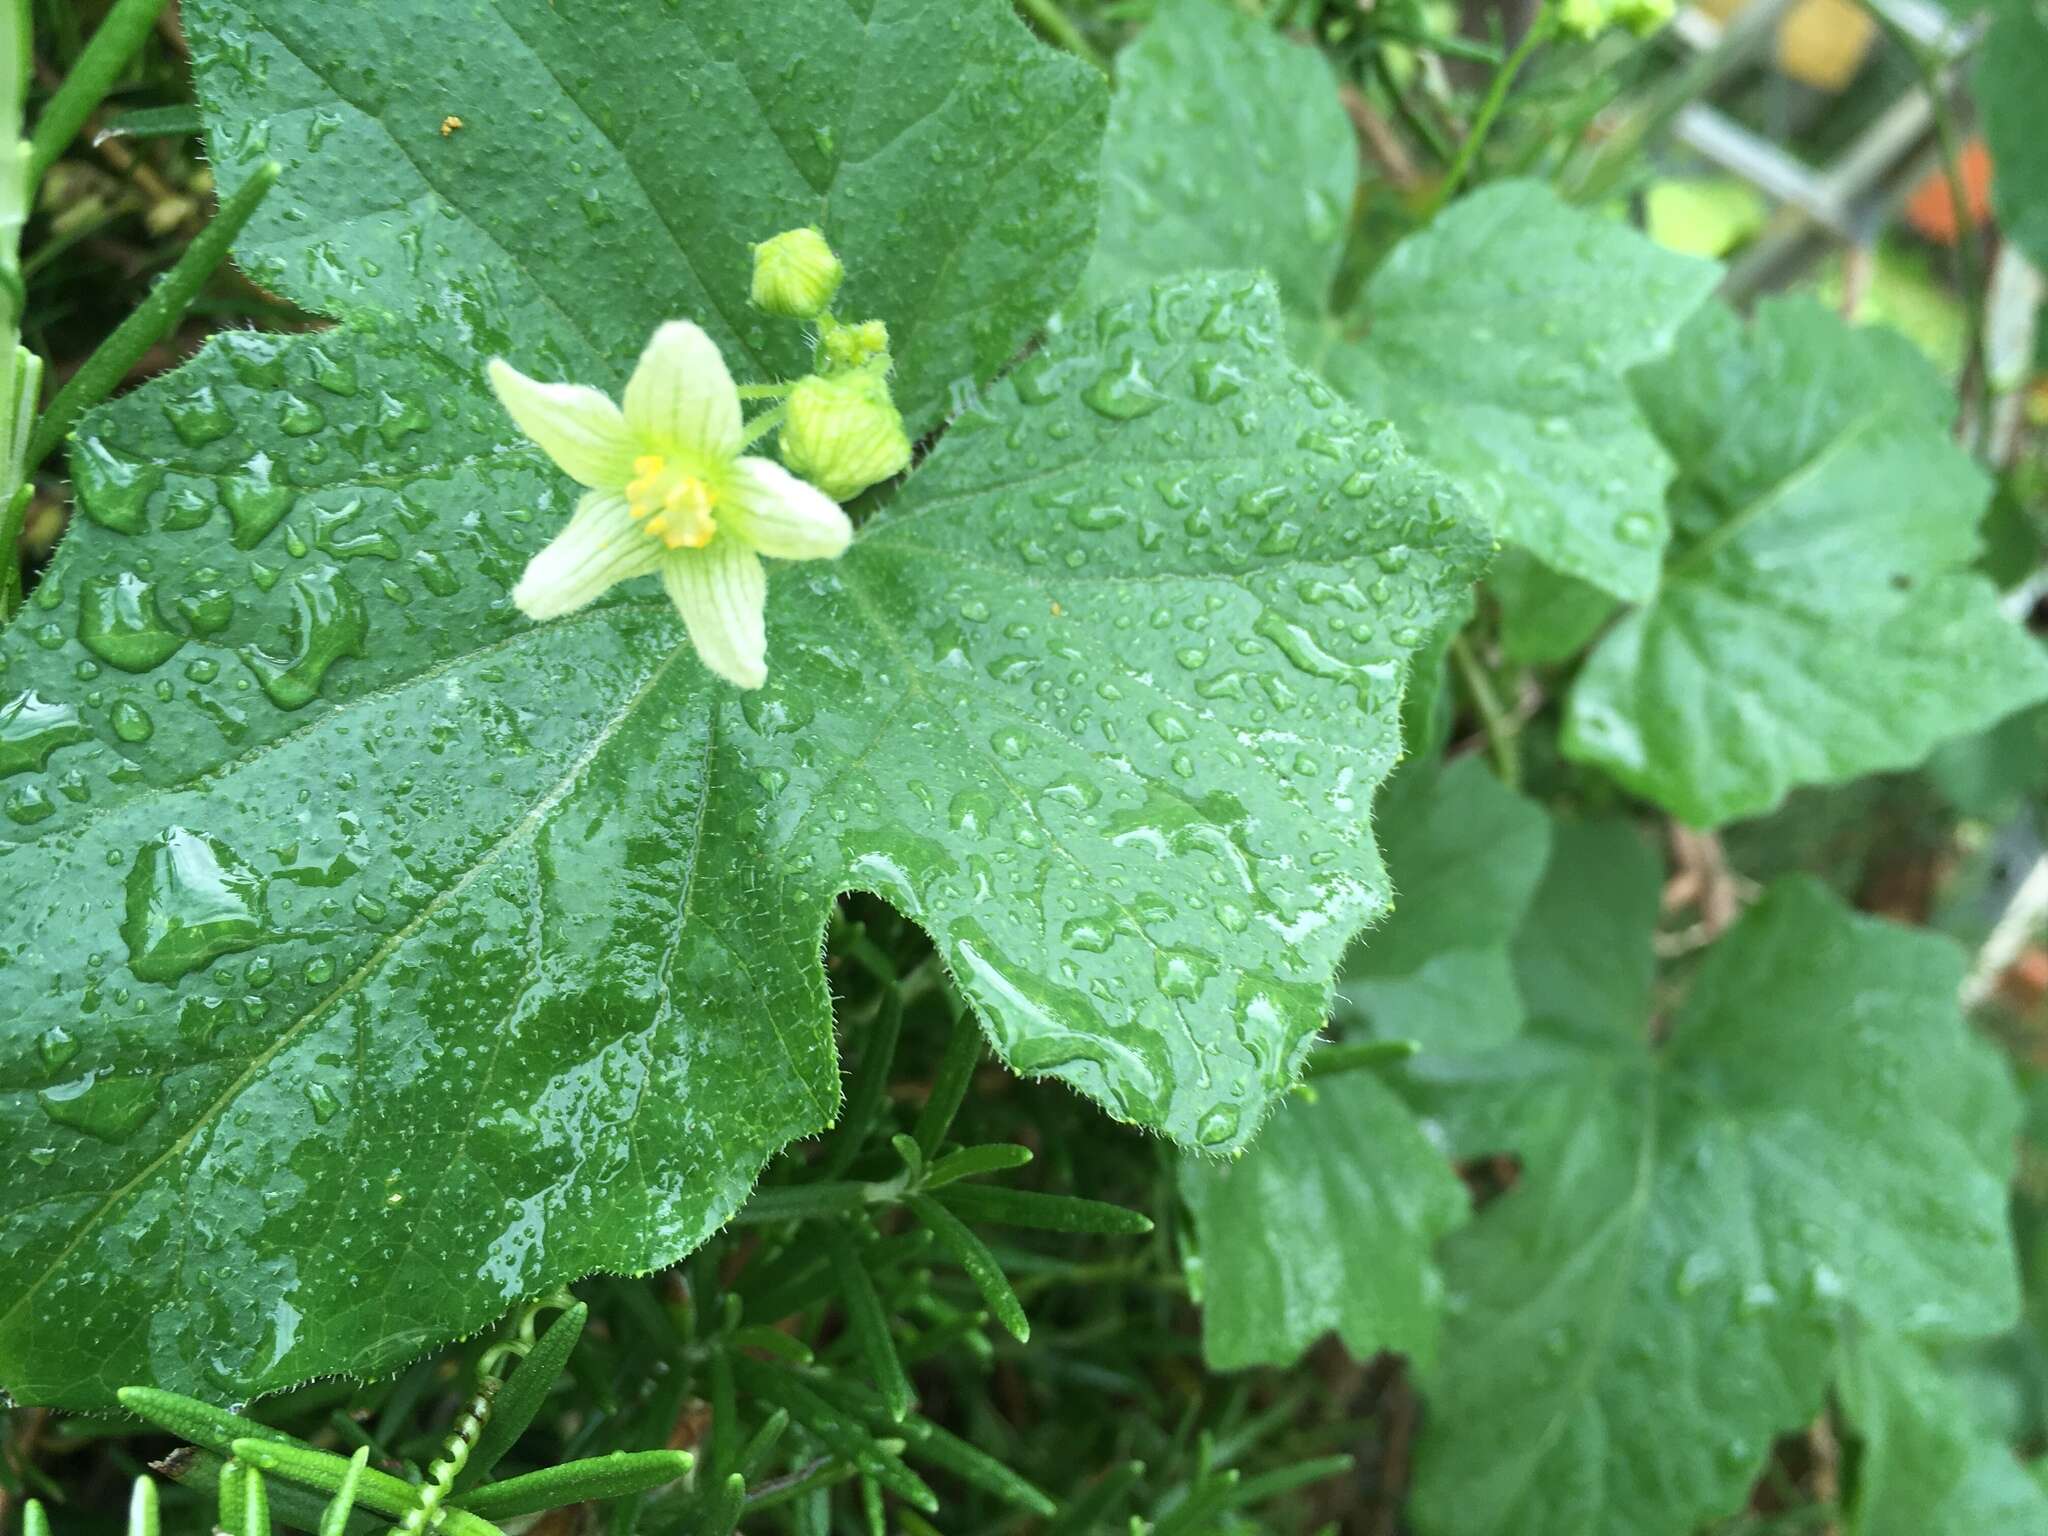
[625,455,719,550]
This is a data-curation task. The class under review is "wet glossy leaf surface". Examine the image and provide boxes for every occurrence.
[1402,830,2020,1536]
[1315,183,1718,604]
[1088,0,1717,609]
[190,0,1106,438]
[1082,0,1352,322]
[0,267,1486,1406]
[1564,298,2048,827]
[1176,759,1543,1372]
[1179,1069,1467,1371]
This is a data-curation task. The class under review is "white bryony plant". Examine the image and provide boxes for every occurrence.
[490,321,853,690]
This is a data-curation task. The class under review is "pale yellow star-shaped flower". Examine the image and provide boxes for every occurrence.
[490,322,852,689]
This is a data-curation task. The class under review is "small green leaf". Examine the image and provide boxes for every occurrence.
[456,1450,693,1523]
[1927,700,2048,821]
[120,1388,305,1459]
[1180,1070,1467,1370]
[736,1408,792,1480]
[826,1225,916,1422]
[317,1447,370,1536]
[909,1193,1030,1342]
[899,1416,1058,1517]
[127,1475,160,1536]
[1489,548,1615,666]
[1337,756,1551,1052]
[1564,298,2048,826]
[821,989,905,1181]
[457,1301,587,1492]
[231,1468,270,1536]
[933,1183,1153,1235]
[698,1472,746,1536]
[912,1006,983,1161]
[921,1143,1033,1189]
[1508,819,1662,1042]
[1301,1038,1419,1078]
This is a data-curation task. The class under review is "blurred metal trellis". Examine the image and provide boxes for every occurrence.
[1663,0,1982,297]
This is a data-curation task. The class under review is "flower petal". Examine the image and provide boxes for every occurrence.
[624,321,743,461]
[725,457,855,560]
[512,490,661,621]
[487,359,640,488]
[663,540,768,689]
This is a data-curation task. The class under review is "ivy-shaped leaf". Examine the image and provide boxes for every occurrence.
[1337,755,1550,1052]
[1178,1069,1468,1372]
[1403,835,2021,1536]
[190,0,1107,437]
[1082,0,1353,322]
[1564,297,2048,827]
[1087,0,1718,607]
[1313,182,1718,605]
[1839,1327,2048,1536]
[0,262,1486,1406]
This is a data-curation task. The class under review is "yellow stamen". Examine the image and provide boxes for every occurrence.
[624,454,720,548]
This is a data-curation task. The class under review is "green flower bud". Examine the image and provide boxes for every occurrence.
[751,227,844,320]
[1612,0,1672,36]
[780,370,913,502]
[1555,0,1609,37]
[822,318,891,373]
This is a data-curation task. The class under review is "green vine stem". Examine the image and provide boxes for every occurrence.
[1430,6,1556,214]
[1449,631,1522,788]
[25,0,168,185]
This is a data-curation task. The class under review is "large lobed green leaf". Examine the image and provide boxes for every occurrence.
[0,0,1497,1410]
[1564,297,2048,826]
[190,0,1106,438]
[0,257,1486,1406]
[1402,832,2021,1536]
[1087,0,1716,609]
